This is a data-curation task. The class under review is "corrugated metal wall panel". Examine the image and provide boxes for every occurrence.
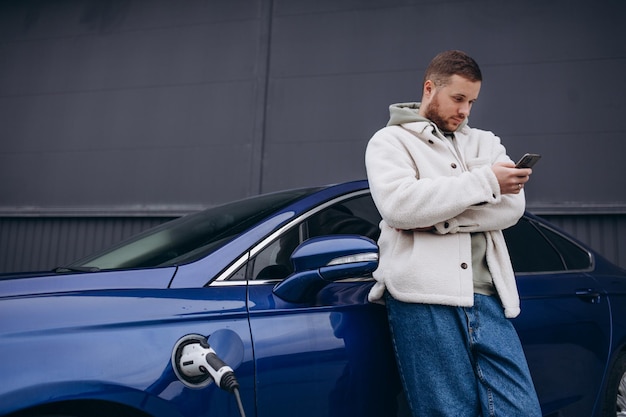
[1,214,625,274]
[1,1,625,275]
[0,217,173,274]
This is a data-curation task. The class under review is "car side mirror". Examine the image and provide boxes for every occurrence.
[273,235,378,303]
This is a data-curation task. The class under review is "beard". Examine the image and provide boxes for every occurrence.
[422,95,457,133]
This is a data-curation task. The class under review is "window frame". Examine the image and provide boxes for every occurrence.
[217,189,372,284]
[506,216,594,275]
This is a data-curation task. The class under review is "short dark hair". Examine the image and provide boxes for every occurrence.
[423,50,482,86]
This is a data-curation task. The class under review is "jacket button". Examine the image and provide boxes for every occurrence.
[461,263,468,269]
[444,221,449,228]
[451,163,457,169]
[428,139,434,144]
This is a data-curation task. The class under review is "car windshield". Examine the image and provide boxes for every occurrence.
[64,188,320,271]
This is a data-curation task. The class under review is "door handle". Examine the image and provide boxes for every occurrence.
[575,288,602,304]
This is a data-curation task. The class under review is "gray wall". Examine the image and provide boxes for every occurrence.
[1,0,625,272]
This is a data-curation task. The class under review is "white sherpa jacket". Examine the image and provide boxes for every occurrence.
[365,103,525,318]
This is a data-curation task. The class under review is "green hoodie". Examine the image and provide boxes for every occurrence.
[386,102,468,131]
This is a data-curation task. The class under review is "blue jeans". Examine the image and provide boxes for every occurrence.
[386,293,542,417]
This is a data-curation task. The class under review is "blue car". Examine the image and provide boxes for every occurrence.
[1,180,625,417]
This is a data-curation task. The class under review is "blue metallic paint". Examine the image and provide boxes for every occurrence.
[1,180,625,417]
[1,285,256,416]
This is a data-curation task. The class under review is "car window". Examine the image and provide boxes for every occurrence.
[504,218,563,273]
[306,195,381,241]
[535,223,591,270]
[503,217,591,273]
[250,226,301,280]
[241,194,381,281]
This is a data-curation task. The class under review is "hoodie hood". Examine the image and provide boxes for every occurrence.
[386,102,468,131]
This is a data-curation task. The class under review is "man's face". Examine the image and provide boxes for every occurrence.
[421,74,481,132]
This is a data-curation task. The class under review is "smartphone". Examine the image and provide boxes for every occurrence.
[515,153,541,169]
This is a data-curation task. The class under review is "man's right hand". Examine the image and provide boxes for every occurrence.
[492,162,532,194]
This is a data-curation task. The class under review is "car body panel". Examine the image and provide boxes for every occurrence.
[0,285,255,417]
[0,267,176,297]
[1,179,625,417]
[248,281,403,417]
[515,271,611,416]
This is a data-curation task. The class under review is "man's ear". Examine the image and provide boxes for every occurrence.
[423,79,434,98]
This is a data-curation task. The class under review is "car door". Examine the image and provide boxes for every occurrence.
[505,217,611,417]
[233,192,408,417]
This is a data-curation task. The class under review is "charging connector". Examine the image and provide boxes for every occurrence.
[172,334,246,417]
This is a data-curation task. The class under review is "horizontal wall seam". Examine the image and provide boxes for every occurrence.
[3,204,626,217]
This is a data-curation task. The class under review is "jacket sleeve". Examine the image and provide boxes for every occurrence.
[433,191,525,234]
[433,138,526,234]
[365,128,503,230]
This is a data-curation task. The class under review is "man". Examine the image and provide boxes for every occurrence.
[365,50,541,416]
